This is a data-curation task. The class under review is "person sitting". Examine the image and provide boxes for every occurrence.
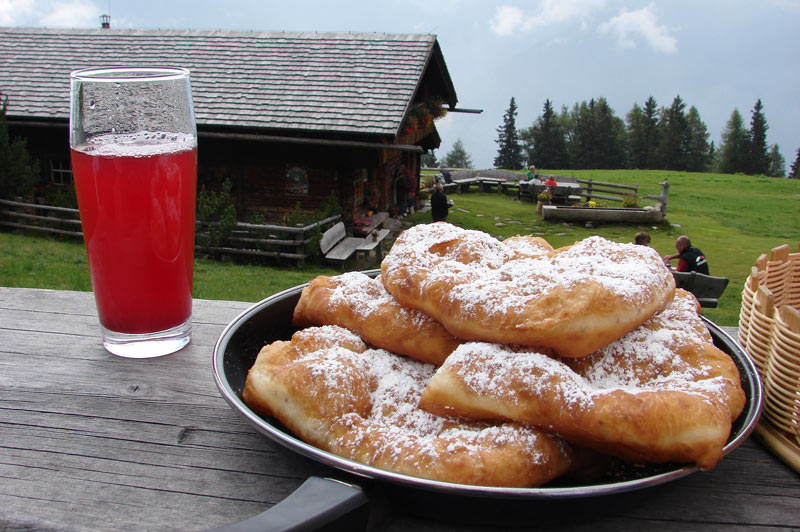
[525,165,539,181]
[634,232,651,246]
[544,175,558,186]
[430,183,450,222]
[439,167,453,184]
[663,235,709,274]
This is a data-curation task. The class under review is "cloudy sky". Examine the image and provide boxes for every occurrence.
[3,0,799,170]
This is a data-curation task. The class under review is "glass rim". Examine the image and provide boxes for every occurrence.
[70,66,190,82]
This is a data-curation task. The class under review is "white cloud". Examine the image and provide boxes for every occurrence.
[39,0,101,27]
[489,0,607,36]
[599,4,678,54]
[0,0,35,25]
[0,0,102,27]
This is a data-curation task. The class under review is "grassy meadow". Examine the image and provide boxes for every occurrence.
[1,169,798,326]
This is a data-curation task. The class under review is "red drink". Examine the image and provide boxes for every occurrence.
[70,133,197,335]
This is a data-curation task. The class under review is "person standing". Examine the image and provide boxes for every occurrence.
[430,183,450,222]
[663,235,709,274]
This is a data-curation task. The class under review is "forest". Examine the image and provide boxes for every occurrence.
[428,96,799,179]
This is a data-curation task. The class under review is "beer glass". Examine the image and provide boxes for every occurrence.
[69,67,197,358]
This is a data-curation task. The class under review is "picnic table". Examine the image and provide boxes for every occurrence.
[519,180,581,203]
[2,286,799,532]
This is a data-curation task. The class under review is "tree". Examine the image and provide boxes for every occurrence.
[523,99,568,169]
[0,94,39,200]
[654,95,689,170]
[421,150,439,168]
[626,103,647,169]
[718,108,749,174]
[790,146,800,179]
[592,98,626,169]
[493,97,523,169]
[568,98,625,169]
[746,99,769,175]
[442,138,473,168]
[766,145,785,177]
[685,106,711,172]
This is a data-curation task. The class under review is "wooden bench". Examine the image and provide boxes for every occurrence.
[320,222,364,267]
[672,271,730,308]
[476,177,503,192]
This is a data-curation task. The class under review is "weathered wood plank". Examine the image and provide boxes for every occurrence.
[1,287,798,532]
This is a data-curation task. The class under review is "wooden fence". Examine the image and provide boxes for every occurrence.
[577,179,638,203]
[516,177,641,204]
[0,198,340,265]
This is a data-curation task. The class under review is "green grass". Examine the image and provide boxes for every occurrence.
[2,169,798,326]
[0,232,339,303]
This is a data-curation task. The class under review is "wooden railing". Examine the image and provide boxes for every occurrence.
[577,179,638,203]
[0,198,341,265]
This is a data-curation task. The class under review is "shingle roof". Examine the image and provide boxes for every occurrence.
[0,27,457,138]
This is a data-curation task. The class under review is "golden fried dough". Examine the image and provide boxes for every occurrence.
[381,223,675,357]
[292,272,461,365]
[420,290,745,469]
[243,325,583,487]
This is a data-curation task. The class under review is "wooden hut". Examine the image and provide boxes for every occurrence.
[0,27,461,224]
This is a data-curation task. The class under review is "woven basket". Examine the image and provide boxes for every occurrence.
[740,243,800,471]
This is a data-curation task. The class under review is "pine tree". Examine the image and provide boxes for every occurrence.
[655,95,689,170]
[442,138,473,169]
[790,146,800,179]
[642,96,660,168]
[570,100,597,169]
[719,108,749,174]
[0,94,39,200]
[421,150,439,168]
[747,99,769,175]
[527,99,568,169]
[593,97,626,169]
[685,106,711,172]
[766,145,785,177]
[626,103,645,169]
[493,97,523,169]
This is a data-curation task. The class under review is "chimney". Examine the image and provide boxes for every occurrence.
[100,14,110,29]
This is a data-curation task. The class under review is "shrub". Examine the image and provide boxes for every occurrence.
[0,94,39,200]
[196,178,237,249]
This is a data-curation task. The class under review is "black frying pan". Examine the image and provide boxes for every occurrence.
[210,271,763,531]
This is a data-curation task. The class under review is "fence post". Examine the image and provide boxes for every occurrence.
[586,180,593,202]
[295,223,306,267]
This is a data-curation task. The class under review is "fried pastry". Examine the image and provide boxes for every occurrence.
[292,272,461,365]
[420,290,745,469]
[381,223,675,358]
[243,325,583,487]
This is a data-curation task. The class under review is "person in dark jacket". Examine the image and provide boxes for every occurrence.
[430,183,450,222]
[663,235,709,274]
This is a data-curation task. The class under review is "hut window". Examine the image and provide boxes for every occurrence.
[49,159,73,186]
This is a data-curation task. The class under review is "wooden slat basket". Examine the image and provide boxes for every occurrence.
[738,243,800,471]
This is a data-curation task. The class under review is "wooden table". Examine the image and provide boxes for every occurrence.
[2,286,798,532]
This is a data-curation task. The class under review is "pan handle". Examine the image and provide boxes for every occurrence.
[206,476,370,532]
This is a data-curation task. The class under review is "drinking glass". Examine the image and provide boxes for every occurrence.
[69,67,197,358]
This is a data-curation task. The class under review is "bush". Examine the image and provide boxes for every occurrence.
[0,95,39,200]
[38,182,78,209]
[196,178,237,249]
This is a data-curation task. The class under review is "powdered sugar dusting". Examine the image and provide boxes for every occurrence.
[327,271,433,328]
[342,346,546,464]
[383,224,672,321]
[441,293,734,411]
[297,326,552,468]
